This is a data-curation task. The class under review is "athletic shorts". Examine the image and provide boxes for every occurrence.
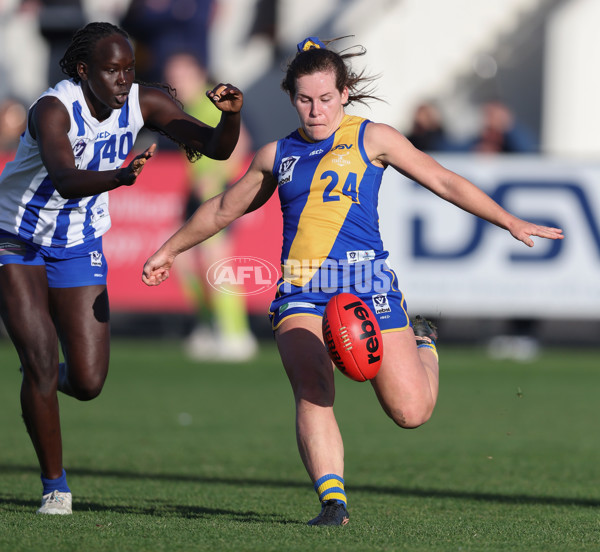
[0,229,107,288]
[269,282,410,333]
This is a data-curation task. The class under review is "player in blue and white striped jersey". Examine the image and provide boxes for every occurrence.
[0,21,243,515]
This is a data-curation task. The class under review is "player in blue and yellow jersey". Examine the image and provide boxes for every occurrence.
[142,36,563,526]
[0,22,243,515]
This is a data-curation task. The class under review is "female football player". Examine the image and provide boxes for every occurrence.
[142,36,563,525]
[0,21,243,514]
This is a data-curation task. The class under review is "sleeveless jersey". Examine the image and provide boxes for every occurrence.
[273,114,388,288]
[0,79,145,248]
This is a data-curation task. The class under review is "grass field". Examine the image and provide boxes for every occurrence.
[0,337,599,551]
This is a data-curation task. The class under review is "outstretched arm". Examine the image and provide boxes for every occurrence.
[142,141,278,286]
[140,83,243,160]
[366,122,564,247]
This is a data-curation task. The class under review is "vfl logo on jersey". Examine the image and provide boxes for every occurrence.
[278,156,300,186]
[90,251,103,267]
[331,143,353,166]
[372,293,391,314]
[73,140,87,158]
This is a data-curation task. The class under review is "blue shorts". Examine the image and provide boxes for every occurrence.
[0,230,107,288]
[269,282,410,333]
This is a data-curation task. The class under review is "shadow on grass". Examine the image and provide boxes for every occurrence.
[73,502,301,524]
[2,463,599,511]
[0,493,301,524]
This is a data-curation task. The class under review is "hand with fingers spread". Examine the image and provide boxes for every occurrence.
[118,143,157,187]
[508,219,564,247]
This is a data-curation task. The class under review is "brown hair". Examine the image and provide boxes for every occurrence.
[281,37,380,106]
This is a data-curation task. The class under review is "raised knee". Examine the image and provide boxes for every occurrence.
[387,404,434,429]
[69,375,105,401]
[73,387,102,401]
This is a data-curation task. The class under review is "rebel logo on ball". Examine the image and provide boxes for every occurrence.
[322,293,383,382]
[342,299,381,365]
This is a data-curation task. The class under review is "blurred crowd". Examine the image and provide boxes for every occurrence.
[405,100,538,155]
[0,0,541,361]
[0,0,216,148]
[0,0,540,156]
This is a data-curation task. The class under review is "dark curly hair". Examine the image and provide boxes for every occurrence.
[60,22,202,162]
[281,37,380,107]
[60,22,128,82]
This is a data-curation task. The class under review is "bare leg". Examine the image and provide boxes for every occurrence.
[370,328,439,428]
[275,316,344,482]
[0,265,62,478]
[0,264,110,479]
[50,285,110,401]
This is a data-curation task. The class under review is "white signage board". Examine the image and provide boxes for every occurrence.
[379,155,600,319]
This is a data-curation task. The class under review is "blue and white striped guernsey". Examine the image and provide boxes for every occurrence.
[0,79,144,248]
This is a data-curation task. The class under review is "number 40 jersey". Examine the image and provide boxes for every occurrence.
[0,79,144,248]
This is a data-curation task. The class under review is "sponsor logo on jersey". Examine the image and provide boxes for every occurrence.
[0,239,27,255]
[372,293,391,314]
[279,301,316,314]
[90,204,108,224]
[347,250,376,263]
[331,144,352,166]
[309,148,324,156]
[278,156,300,186]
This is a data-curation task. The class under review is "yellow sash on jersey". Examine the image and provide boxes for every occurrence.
[283,115,368,287]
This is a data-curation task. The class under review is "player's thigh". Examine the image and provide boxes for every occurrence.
[49,285,110,373]
[370,327,423,398]
[0,263,59,362]
[275,315,336,405]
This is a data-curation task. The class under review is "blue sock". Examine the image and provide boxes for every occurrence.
[57,362,70,394]
[41,469,70,494]
[314,473,347,507]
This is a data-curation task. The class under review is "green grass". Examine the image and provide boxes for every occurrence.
[1,337,599,551]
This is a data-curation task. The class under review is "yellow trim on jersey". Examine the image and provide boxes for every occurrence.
[381,326,409,334]
[284,115,368,286]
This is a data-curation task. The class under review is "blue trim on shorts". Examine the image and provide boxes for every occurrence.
[0,229,107,288]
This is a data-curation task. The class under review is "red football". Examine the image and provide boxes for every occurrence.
[322,293,383,382]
